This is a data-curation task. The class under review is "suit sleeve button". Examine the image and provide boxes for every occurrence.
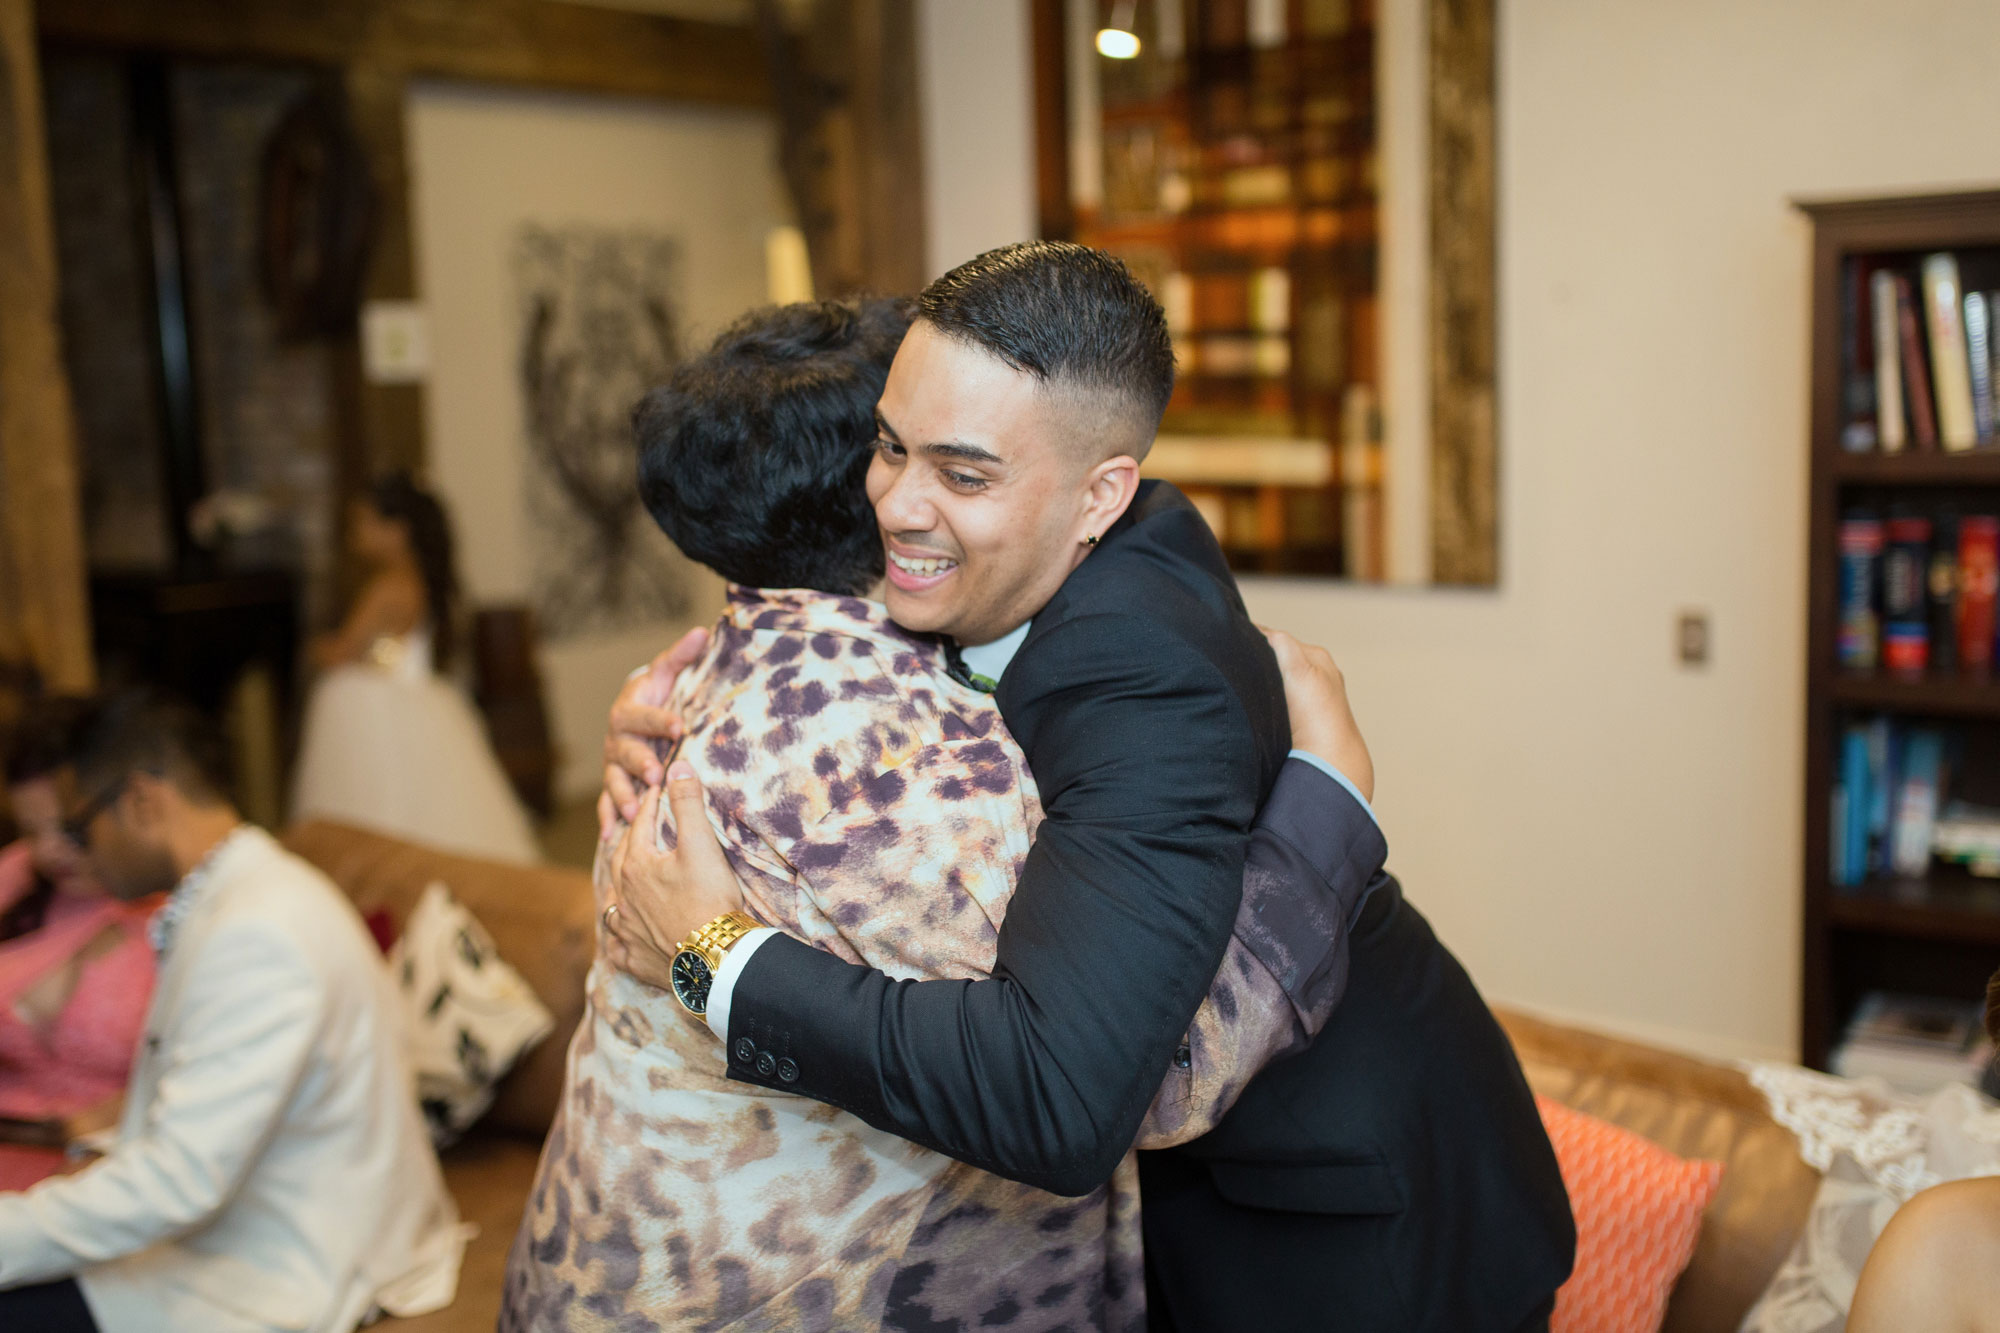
[755,1051,778,1077]
[776,1057,799,1083]
[734,1038,756,1064]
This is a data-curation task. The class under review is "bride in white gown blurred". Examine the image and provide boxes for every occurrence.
[290,475,540,864]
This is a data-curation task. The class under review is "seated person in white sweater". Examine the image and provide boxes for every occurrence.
[0,692,464,1333]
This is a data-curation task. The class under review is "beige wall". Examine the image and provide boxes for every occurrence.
[407,83,785,798]
[921,0,2000,1060]
[916,0,1036,278]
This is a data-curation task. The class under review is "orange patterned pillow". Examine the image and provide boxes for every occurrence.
[1538,1095,1725,1333]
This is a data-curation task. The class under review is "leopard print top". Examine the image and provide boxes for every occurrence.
[502,588,1145,1332]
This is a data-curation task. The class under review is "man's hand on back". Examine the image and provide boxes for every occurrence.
[599,626,709,837]
[1260,627,1374,803]
[603,762,753,992]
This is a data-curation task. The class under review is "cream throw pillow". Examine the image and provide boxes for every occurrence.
[390,880,555,1144]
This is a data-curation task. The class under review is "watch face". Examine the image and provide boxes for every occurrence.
[671,950,714,1013]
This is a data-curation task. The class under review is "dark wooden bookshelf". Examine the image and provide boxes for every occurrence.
[1827,865,2000,947]
[1798,188,2000,1070]
[1828,671,2000,719]
[1833,450,2000,485]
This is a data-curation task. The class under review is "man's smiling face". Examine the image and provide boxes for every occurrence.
[867,321,1128,647]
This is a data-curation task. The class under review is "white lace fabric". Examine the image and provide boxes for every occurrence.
[1737,1063,2000,1332]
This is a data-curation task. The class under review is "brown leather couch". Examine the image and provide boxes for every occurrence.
[1498,1010,1820,1333]
[283,821,1821,1333]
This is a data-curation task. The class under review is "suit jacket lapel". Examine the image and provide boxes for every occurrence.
[121,859,247,1137]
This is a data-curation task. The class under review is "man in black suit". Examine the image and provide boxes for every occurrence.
[603,243,1573,1331]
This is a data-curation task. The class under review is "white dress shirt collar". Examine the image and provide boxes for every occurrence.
[957,619,1032,686]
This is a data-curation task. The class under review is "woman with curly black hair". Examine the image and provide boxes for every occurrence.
[290,475,539,863]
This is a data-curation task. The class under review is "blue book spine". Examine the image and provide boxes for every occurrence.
[1868,719,1895,875]
[1840,725,1873,886]
[1891,730,1945,877]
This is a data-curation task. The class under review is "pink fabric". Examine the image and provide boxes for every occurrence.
[0,840,36,914]
[0,866,157,1189]
[0,1144,67,1192]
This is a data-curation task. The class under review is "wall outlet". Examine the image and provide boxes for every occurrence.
[361,301,430,384]
[1677,610,1711,667]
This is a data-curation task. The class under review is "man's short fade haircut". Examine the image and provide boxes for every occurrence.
[917,240,1176,447]
[636,298,913,597]
[70,690,232,805]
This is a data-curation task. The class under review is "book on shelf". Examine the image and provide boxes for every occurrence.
[1836,505,2000,674]
[1857,258,2000,455]
[1160,272,1193,334]
[1883,515,1932,672]
[1832,718,1961,885]
[1192,271,1252,329]
[1247,0,1287,49]
[1895,272,1941,451]
[1838,513,1884,671]
[1935,801,2000,876]
[1891,729,1946,876]
[1203,0,1248,48]
[1250,266,1290,333]
[1301,0,1354,37]
[1868,718,1895,871]
[1872,268,1906,451]
[1988,290,2000,438]
[1832,991,1991,1096]
[1959,515,1999,672]
[1074,0,1374,578]
[1922,253,1980,451]
[1144,434,1334,488]
[1930,515,1961,666]
[1843,259,1879,450]
[1836,724,1872,886]
[1221,490,1285,550]
[1967,290,1997,443]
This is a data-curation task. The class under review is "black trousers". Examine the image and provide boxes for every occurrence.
[0,1278,99,1331]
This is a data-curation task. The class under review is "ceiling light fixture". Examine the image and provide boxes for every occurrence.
[1097,0,1140,58]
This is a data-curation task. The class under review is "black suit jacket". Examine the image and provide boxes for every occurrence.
[1139,780,1577,1331]
[728,482,1575,1328]
[727,482,1293,1192]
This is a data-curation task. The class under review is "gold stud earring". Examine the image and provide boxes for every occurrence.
[1084,534,1099,548]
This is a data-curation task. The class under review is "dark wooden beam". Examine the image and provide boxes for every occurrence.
[35,0,767,523]
[0,0,93,690]
[341,61,424,479]
[1029,0,1070,242]
[35,0,769,108]
[848,0,924,295]
[758,0,921,298]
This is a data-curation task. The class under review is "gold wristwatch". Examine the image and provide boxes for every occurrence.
[668,910,761,1016]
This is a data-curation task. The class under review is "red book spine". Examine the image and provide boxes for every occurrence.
[1896,273,1940,450]
[1958,516,2000,672]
